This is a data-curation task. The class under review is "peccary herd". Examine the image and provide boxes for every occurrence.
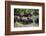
[14,13,39,25]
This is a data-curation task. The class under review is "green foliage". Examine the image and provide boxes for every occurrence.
[14,9,33,14]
